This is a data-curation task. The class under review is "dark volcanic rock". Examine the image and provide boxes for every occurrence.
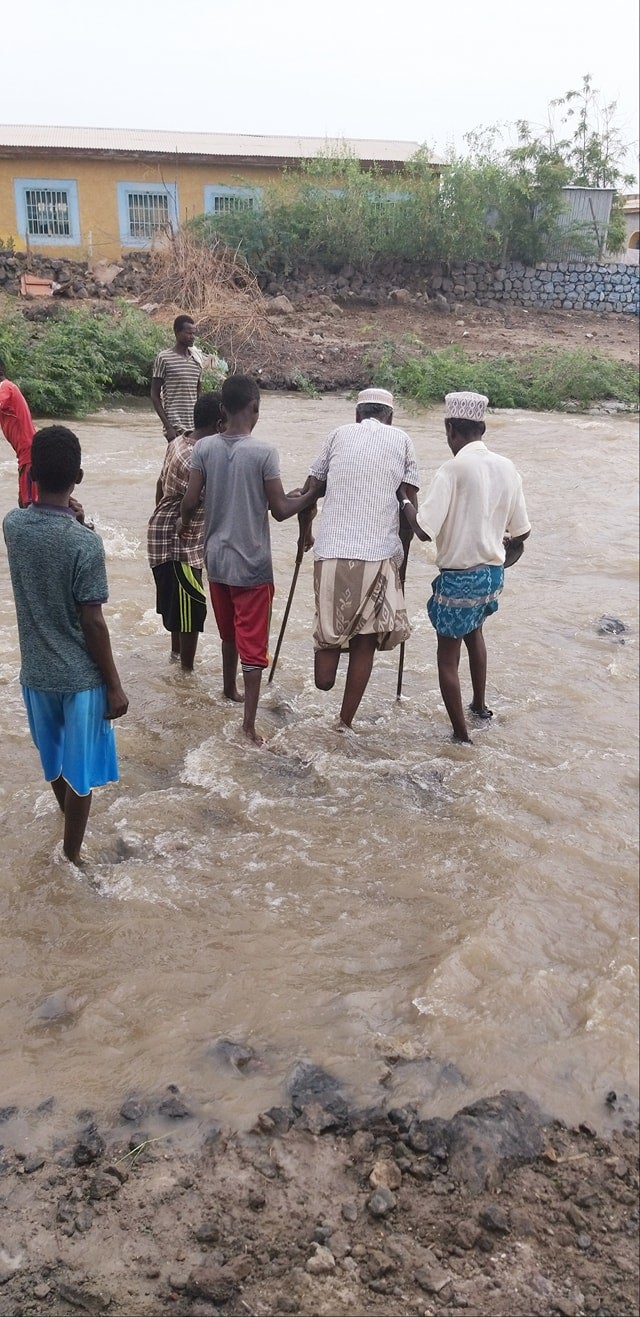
[288,1061,349,1130]
[208,1038,259,1072]
[72,1124,105,1166]
[445,1091,546,1193]
[597,614,629,637]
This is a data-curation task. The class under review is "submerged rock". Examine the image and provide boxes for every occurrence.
[208,1039,259,1073]
[597,614,629,640]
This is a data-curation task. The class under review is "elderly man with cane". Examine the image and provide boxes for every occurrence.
[290,387,419,730]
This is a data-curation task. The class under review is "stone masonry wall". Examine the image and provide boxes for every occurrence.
[1,247,638,316]
[276,258,639,316]
[438,260,638,314]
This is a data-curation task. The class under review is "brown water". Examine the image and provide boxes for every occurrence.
[0,396,638,1136]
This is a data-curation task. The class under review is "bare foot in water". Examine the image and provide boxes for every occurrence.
[243,726,265,747]
[452,731,474,745]
[470,703,493,720]
[224,686,244,703]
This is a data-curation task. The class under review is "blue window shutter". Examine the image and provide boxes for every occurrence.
[13,178,81,245]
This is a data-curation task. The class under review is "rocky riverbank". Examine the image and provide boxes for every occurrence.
[1,1067,637,1317]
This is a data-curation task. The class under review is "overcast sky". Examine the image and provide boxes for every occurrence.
[2,0,638,178]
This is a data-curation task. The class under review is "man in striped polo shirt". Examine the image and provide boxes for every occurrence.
[300,387,420,730]
[151,315,203,442]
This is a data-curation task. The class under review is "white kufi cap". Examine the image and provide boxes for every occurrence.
[357,387,394,407]
[444,391,488,422]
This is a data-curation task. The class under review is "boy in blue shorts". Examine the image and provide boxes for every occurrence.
[3,426,128,864]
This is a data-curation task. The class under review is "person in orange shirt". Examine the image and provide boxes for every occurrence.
[0,359,37,506]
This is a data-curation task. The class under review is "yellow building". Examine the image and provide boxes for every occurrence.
[0,126,430,263]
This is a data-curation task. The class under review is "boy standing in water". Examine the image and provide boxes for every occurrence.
[3,426,128,863]
[150,315,202,442]
[148,391,223,672]
[179,375,317,745]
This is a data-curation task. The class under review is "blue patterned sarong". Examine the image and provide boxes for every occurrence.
[427,565,504,638]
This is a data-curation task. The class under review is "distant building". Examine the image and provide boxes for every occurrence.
[0,125,437,263]
[545,186,616,260]
[622,195,639,264]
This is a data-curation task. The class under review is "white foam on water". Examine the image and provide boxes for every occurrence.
[92,517,140,559]
[181,742,242,798]
[139,607,166,635]
[33,792,57,818]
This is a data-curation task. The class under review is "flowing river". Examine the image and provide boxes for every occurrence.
[0,395,638,1139]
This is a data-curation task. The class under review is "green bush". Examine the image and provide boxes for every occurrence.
[189,142,594,276]
[0,305,174,416]
[371,343,639,411]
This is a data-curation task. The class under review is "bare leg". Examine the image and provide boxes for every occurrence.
[436,635,472,743]
[51,774,67,813]
[314,648,342,692]
[178,632,199,672]
[339,634,378,729]
[170,631,180,660]
[63,788,92,864]
[242,667,264,746]
[464,626,492,717]
[222,639,243,702]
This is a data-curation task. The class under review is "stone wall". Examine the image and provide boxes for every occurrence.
[1,247,638,316]
[438,260,639,314]
[274,258,639,316]
[0,250,152,301]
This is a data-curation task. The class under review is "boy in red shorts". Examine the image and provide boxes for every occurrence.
[178,375,316,745]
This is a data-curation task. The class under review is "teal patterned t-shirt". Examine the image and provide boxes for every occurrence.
[3,505,109,692]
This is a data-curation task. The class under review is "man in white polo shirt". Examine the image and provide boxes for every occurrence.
[400,391,530,744]
[300,387,419,729]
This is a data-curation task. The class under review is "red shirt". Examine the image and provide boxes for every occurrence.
[0,379,36,468]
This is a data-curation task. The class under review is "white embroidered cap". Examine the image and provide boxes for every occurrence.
[357,387,394,407]
[444,391,488,422]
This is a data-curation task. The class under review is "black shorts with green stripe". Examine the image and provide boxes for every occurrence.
[152,561,207,634]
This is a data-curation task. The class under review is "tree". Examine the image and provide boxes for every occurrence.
[545,75,635,254]
[548,74,635,191]
[457,126,571,264]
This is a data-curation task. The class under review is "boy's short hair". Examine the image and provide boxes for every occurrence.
[173,314,195,335]
[221,374,260,416]
[193,391,223,431]
[31,426,81,493]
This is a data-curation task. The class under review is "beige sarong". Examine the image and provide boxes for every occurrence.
[313,558,410,652]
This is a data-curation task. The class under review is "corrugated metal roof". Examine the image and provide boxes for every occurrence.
[0,124,435,163]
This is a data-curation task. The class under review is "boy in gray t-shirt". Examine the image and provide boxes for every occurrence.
[3,427,128,864]
[179,375,316,746]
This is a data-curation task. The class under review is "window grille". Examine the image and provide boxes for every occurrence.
[204,185,262,216]
[24,188,70,237]
[127,191,171,238]
[211,193,255,213]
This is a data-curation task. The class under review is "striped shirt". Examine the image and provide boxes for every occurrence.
[152,347,202,433]
[309,418,420,564]
[147,434,204,568]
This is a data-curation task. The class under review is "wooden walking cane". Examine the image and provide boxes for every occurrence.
[396,522,412,701]
[268,527,305,683]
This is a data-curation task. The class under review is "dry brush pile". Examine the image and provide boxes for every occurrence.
[143,229,273,369]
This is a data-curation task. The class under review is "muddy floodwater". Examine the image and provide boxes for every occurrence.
[0,395,637,1140]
